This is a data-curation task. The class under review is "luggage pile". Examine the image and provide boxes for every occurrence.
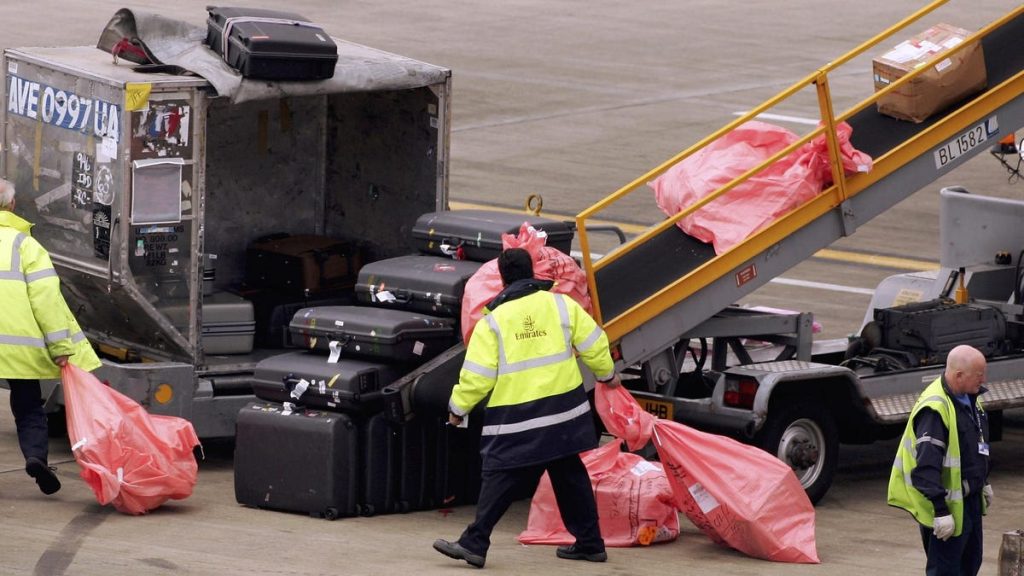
[233,210,575,520]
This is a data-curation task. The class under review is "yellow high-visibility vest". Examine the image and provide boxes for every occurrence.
[0,211,100,379]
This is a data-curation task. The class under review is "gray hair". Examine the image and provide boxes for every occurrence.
[0,178,14,210]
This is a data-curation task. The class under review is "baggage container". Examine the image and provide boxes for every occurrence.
[355,254,482,318]
[289,306,455,362]
[206,7,338,81]
[412,210,574,262]
[245,234,363,296]
[1,35,451,439]
[234,402,359,520]
[252,350,404,412]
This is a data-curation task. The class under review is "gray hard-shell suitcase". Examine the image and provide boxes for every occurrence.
[166,290,255,355]
[411,210,574,262]
[288,306,455,362]
[234,402,359,520]
[355,254,482,318]
[206,7,338,80]
[252,350,405,412]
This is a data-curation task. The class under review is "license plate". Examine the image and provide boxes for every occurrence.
[934,117,997,169]
[639,398,674,420]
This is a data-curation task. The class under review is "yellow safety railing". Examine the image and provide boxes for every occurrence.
[576,0,1024,343]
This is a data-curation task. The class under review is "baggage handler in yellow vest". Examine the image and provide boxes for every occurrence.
[888,344,991,576]
[0,178,101,495]
[434,248,620,569]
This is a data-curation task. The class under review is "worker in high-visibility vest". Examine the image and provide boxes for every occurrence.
[887,344,991,576]
[434,247,620,569]
[0,178,101,495]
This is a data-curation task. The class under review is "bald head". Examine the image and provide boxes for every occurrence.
[0,179,14,211]
[944,345,987,395]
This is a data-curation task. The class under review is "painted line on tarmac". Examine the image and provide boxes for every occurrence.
[733,111,820,126]
[769,276,876,295]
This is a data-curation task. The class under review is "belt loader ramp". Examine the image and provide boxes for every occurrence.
[563,1,1024,502]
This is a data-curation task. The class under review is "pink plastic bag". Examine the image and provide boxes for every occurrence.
[460,223,592,343]
[650,121,871,254]
[596,385,820,563]
[62,364,201,515]
[518,439,679,547]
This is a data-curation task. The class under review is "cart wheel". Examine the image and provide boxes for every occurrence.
[323,507,339,521]
[755,400,838,504]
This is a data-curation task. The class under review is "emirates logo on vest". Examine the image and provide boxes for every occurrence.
[515,315,548,341]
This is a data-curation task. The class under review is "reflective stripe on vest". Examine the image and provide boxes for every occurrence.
[481,400,591,437]
[0,233,26,280]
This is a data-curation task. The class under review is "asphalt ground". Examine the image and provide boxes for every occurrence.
[2,0,1024,574]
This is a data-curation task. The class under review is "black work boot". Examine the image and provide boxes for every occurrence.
[556,544,607,562]
[433,539,485,568]
[26,457,61,495]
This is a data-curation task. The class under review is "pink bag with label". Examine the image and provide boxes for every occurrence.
[518,439,679,547]
[596,384,819,563]
[62,364,201,515]
[460,223,592,343]
[650,120,871,254]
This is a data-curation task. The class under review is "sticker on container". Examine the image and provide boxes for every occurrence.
[101,136,118,159]
[413,341,425,356]
[934,58,953,73]
[7,62,17,74]
[334,320,344,327]
[688,481,720,514]
[375,290,396,303]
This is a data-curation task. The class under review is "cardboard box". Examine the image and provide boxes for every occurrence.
[873,23,987,123]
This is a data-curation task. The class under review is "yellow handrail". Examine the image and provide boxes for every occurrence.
[577,0,1023,332]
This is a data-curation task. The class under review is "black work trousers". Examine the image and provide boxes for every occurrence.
[7,379,49,463]
[458,453,603,557]
[918,491,983,576]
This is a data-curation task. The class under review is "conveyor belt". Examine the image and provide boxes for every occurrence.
[585,6,1024,364]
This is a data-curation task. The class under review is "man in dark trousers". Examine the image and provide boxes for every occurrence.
[888,344,991,576]
[0,178,101,495]
[434,247,620,569]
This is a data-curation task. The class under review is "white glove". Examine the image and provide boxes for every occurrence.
[933,515,955,541]
[983,484,994,508]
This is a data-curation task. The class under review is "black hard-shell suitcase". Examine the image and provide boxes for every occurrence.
[361,412,398,516]
[355,254,482,318]
[289,306,455,362]
[411,210,574,262]
[252,351,405,412]
[234,402,358,520]
[206,7,338,80]
[243,288,355,348]
[433,413,483,508]
[245,233,363,296]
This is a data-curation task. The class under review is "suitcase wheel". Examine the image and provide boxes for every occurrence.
[323,507,340,521]
[358,503,375,517]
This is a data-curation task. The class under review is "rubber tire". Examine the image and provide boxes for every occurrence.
[754,400,838,505]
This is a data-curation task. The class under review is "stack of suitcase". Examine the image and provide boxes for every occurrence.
[234,211,573,520]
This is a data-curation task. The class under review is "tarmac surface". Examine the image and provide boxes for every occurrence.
[2,0,1024,574]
